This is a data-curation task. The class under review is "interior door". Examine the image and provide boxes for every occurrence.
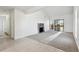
[0,17,3,35]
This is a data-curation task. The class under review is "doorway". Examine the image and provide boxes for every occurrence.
[0,16,10,36]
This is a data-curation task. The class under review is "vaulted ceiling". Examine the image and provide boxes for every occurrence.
[0,6,73,16]
[42,6,73,16]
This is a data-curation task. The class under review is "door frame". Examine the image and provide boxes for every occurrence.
[54,19,64,31]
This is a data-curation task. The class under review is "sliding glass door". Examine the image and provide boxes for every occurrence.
[54,19,64,31]
[49,19,64,31]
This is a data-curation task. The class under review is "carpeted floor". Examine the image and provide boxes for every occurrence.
[27,30,78,52]
[0,35,63,52]
[0,30,78,52]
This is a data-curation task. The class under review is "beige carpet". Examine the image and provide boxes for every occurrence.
[27,30,78,52]
[0,30,78,52]
[0,35,63,52]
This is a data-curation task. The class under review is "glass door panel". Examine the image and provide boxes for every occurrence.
[54,19,64,31]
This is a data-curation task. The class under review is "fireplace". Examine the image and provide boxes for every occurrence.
[38,23,44,33]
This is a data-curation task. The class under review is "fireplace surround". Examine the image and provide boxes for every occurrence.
[38,23,44,33]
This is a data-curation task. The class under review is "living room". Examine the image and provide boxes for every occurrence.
[0,6,79,52]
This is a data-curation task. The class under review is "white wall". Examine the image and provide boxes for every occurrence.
[77,7,79,39]
[76,7,79,49]
[63,14,73,32]
[73,7,78,39]
[10,9,15,38]
[50,14,73,32]
[14,9,49,39]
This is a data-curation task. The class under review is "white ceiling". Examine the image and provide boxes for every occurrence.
[42,6,73,16]
[0,6,44,12]
[0,6,73,16]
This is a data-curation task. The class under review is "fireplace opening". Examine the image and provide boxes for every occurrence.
[38,23,44,33]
